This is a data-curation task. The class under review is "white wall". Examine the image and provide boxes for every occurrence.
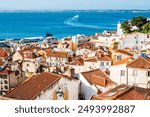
[110,63,127,85]
[79,73,97,100]
[46,57,67,66]
[83,62,99,72]
[34,77,80,100]
[127,68,150,88]
[123,33,148,50]
[70,65,84,77]
[98,61,111,70]
[12,52,23,62]
[76,48,92,56]
[96,84,117,93]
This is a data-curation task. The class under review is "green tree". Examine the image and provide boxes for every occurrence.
[121,20,131,34]
[142,22,150,34]
[45,33,53,37]
[131,16,148,30]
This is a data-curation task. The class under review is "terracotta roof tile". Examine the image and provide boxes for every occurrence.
[113,57,131,66]
[116,49,133,56]
[46,51,68,58]
[127,56,150,69]
[91,75,107,87]
[90,96,102,100]
[90,84,150,100]
[18,47,41,59]
[5,72,61,100]
[78,42,95,50]
[98,55,112,61]
[118,87,150,100]
[84,57,98,62]
[70,58,84,66]
[44,48,52,56]
[81,69,115,87]
[0,69,14,75]
[0,59,5,66]
[0,48,7,58]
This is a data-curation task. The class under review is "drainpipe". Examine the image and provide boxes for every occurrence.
[126,67,128,85]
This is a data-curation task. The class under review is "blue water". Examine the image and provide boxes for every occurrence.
[0,10,150,39]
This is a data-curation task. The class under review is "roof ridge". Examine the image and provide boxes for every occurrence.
[5,72,61,96]
[127,57,141,66]
[127,56,150,67]
[99,68,115,83]
[81,68,100,74]
[31,77,61,100]
[142,56,150,65]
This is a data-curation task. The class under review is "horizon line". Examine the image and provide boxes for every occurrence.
[0,9,150,11]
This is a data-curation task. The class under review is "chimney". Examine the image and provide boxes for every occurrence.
[70,67,75,78]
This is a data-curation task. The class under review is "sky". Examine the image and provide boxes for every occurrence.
[0,0,149,10]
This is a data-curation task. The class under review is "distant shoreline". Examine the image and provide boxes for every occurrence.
[0,9,150,12]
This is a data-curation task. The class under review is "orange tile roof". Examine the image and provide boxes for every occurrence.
[84,57,98,62]
[78,42,95,50]
[18,47,41,59]
[90,96,102,100]
[44,48,52,56]
[81,69,115,87]
[0,59,5,66]
[112,57,131,66]
[46,51,68,58]
[64,38,72,41]
[90,84,150,100]
[127,56,150,69]
[0,48,7,58]
[5,72,61,100]
[0,69,14,75]
[116,49,133,56]
[98,55,112,61]
[118,87,150,100]
[70,58,84,66]
[91,75,107,87]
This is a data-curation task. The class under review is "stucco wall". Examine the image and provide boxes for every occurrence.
[127,67,150,88]
[110,63,127,85]
[34,77,80,100]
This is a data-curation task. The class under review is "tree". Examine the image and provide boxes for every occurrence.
[45,33,53,37]
[142,22,150,34]
[131,16,148,30]
[121,20,131,34]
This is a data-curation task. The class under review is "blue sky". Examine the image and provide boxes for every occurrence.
[0,0,149,10]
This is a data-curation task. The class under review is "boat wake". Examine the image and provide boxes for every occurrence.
[64,15,100,29]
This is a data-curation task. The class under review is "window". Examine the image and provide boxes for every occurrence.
[147,71,150,77]
[133,70,138,76]
[117,55,121,60]
[26,64,30,67]
[4,80,8,84]
[4,85,8,90]
[106,62,109,66]
[121,70,125,76]
[100,62,104,67]
[1,75,7,79]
